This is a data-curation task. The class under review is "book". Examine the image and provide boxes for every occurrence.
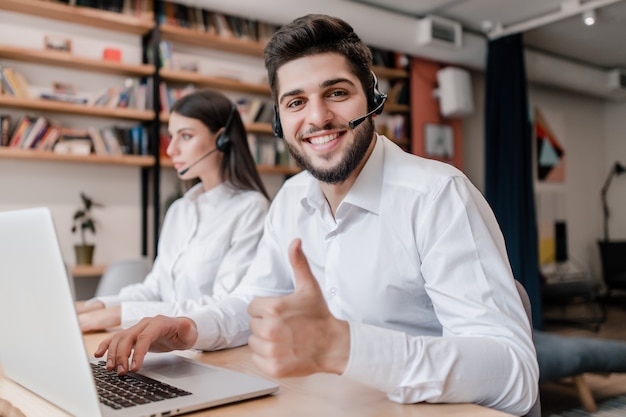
[36,126,61,151]
[3,67,30,98]
[40,92,89,105]
[101,126,123,155]
[87,127,108,155]
[0,66,16,96]
[0,115,10,147]
[20,116,48,149]
[9,116,34,147]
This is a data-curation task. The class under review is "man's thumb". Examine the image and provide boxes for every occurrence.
[288,238,319,292]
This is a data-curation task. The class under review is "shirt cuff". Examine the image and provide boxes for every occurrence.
[342,321,407,393]
[88,295,121,308]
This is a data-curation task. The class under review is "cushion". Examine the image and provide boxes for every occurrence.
[534,330,626,382]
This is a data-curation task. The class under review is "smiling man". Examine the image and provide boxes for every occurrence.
[96,14,539,416]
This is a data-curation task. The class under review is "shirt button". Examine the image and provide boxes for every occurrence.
[329,287,337,296]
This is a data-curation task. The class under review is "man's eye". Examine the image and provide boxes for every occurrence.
[329,90,347,97]
[287,99,304,109]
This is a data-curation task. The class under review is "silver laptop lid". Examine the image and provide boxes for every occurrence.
[0,207,102,416]
[0,207,279,417]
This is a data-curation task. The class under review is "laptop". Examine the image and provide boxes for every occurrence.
[0,207,278,417]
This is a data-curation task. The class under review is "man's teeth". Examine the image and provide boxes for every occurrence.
[309,133,338,145]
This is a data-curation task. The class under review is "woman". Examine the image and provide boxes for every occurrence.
[76,89,270,332]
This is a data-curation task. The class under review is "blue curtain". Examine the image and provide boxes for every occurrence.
[484,34,543,328]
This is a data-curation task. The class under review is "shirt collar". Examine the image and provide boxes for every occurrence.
[301,134,384,215]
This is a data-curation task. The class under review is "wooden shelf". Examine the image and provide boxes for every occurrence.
[160,112,273,135]
[0,44,155,77]
[0,147,155,167]
[373,66,409,80]
[384,103,411,113]
[160,24,265,57]
[72,264,106,278]
[161,156,300,176]
[256,164,302,176]
[390,138,410,147]
[0,0,154,35]
[0,95,155,121]
[159,69,270,96]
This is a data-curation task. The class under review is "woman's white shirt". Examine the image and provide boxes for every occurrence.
[94,182,269,327]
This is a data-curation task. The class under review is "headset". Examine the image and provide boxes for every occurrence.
[216,104,236,152]
[272,71,387,138]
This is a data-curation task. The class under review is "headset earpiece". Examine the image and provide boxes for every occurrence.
[370,72,386,115]
[272,106,283,138]
[216,105,236,152]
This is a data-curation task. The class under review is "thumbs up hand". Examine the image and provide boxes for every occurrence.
[247,238,350,378]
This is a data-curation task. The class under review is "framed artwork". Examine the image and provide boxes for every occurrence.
[535,108,565,182]
[424,123,454,158]
[44,35,72,53]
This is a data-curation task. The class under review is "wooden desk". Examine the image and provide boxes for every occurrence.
[0,332,514,417]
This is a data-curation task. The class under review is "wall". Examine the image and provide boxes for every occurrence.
[462,71,611,281]
[605,101,626,240]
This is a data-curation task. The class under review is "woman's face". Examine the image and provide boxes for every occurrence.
[167,112,222,183]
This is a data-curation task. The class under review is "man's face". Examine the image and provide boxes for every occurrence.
[275,52,375,184]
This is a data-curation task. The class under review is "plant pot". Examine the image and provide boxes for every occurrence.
[74,244,95,265]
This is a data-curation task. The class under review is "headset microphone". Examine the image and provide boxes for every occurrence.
[177,147,219,175]
[348,93,387,129]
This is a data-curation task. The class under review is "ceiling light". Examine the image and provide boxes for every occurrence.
[583,9,596,26]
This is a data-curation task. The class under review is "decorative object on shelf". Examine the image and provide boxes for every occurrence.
[103,47,121,62]
[44,35,72,53]
[71,192,103,265]
[601,161,626,241]
[424,123,454,158]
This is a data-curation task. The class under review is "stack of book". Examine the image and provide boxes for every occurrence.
[50,0,153,18]
[0,114,149,156]
[158,1,279,43]
[4,115,61,151]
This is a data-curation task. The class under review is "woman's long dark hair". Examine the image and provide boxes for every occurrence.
[170,89,270,201]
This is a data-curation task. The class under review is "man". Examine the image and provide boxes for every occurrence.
[96,14,538,415]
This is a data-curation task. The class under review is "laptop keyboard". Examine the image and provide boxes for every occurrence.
[91,361,192,409]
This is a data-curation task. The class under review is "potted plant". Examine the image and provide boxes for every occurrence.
[72,192,103,265]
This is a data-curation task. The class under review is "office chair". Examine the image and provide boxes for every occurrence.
[598,240,626,302]
[94,258,152,297]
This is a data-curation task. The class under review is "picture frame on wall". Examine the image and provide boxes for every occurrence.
[424,123,454,159]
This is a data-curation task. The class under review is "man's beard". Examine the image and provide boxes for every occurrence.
[285,119,375,184]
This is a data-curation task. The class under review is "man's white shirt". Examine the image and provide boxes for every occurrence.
[188,135,538,415]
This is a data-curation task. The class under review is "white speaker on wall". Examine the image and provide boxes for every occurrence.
[435,67,474,118]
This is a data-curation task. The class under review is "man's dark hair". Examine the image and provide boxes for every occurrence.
[264,14,374,107]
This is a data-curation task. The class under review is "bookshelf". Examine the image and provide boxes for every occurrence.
[0,0,154,35]
[0,146,154,166]
[0,95,155,121]
[0,0,412,273]
[372,58,412,150]
[159,23,265,56]
[72,264,106,278]
[0,45,154,77]
[154,0,300,178]
[0,0,157,268]
[159,68,270,95]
